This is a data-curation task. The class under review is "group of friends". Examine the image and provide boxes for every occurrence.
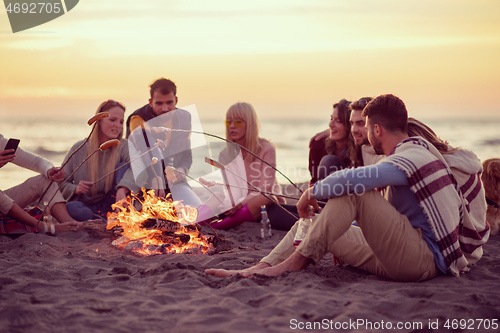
[0,78,491,282]
[0,78,284,234]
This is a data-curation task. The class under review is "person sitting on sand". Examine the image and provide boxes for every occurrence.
[0,135,81,234]
[125,78,201,207]
[310,97,379,170]
[347,97,381,167]
[406,117,488,253]
[256,96,380,262]
[206,94,489,281]
[267,97,378,230]
[198,102,283,230]
[60,100,140,221]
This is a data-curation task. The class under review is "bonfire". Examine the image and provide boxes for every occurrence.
[106,189,214,255]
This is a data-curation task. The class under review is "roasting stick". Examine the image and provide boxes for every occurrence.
[204,157,299,220]
[91,151,225,207]
[200,178,300,200]
[197,179,326,204]
[36,139,120,226]
[36,112,110,207]
[152,127,303,195]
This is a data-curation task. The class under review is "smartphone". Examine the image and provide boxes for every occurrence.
[4,138,20,155]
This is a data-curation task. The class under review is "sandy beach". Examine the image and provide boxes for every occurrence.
[1,219,499,333]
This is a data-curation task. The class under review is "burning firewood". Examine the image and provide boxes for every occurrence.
[106,189,230,256]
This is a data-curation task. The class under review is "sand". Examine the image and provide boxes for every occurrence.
[1,222,499,333]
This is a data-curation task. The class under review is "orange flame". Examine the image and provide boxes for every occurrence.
[106,189,211,255]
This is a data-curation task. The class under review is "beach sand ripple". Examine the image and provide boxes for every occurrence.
[1,224,499,333]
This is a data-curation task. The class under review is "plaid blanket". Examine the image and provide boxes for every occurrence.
[0,206,41,234]
[384,137,489,276]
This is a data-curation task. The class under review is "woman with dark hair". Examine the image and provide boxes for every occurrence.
[308,99,353,185]
[267,100,354,230]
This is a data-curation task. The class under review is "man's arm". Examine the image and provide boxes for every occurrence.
[312,163,408,201]
[0,134,53,176]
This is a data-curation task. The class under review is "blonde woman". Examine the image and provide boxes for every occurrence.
[60,100,138,220]
[202,102,283,230]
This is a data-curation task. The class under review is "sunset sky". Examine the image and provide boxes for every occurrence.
[1,0,499,120]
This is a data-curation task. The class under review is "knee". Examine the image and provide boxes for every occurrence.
[30,174,52,190]
[318,155,345,180]
[66,201,93,221]
[350,190,381,206]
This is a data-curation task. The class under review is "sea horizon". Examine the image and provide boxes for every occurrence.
[1,114,499,190]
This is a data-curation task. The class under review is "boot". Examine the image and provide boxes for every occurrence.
[211,205,254,230]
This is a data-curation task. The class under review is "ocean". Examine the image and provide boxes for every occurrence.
[1,114,499,190]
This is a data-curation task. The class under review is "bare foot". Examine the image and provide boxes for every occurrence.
[241,265,286,277]
[205,262,271,277]
[243,252,311,278]
[204,268,241,277]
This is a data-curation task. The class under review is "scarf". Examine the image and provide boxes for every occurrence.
[384,137,489,276]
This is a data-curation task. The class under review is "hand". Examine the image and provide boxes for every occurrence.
[47,167,65,182]
[75,180,93,195]
[115,187,130,202]
[165,166,186,184]
[296,187,321,218]
[54,221,81,233]
[164,166,178,182]
[0,149,16,168]
[311,129,330,142]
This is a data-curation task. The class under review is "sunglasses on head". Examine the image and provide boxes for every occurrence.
[357,98,369,108]
[98,99,125,113]
[224,119,244,128]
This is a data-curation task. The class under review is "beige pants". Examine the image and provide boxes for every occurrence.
[1,174,65,214]
[263,190,438,282]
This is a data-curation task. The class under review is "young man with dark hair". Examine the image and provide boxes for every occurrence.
[207,94,489,281]
[126,78,179,137]
[125,78,201,207]
[348,97,378,167]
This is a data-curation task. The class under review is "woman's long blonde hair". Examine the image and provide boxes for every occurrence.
[407,117,457,154]
[86,100,125,196]
[225,102,266,161]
